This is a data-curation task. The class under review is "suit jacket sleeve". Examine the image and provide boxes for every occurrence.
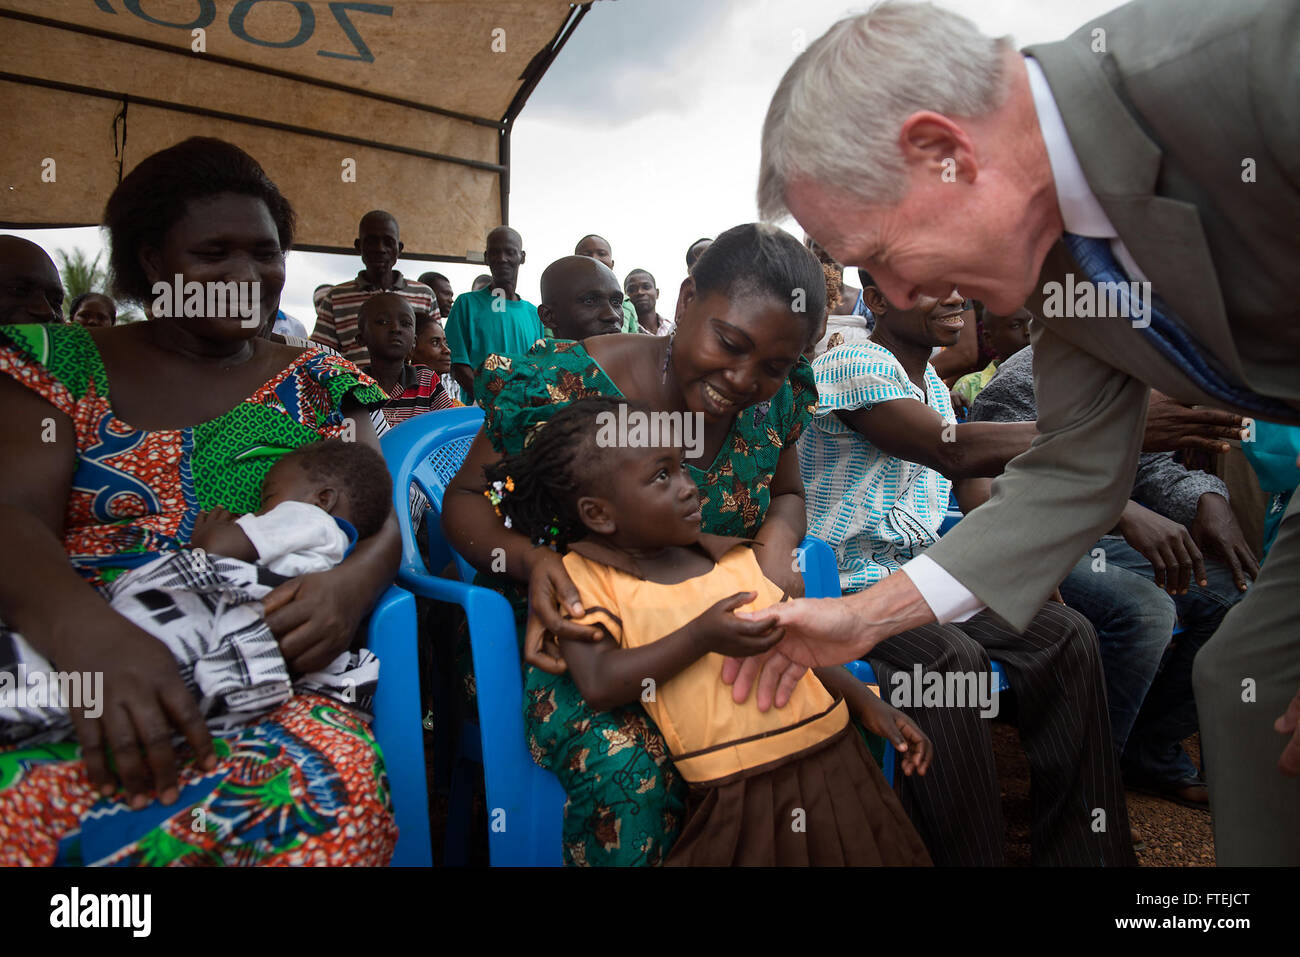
[919,319,1148,630]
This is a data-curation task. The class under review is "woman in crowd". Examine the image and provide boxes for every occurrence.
[67,291,117,328]
[443,223,864,866]
[0,137,400,866]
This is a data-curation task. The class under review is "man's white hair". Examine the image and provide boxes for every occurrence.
[758,1,1012,220]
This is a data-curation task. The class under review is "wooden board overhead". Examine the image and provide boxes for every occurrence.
[0,0,590,261]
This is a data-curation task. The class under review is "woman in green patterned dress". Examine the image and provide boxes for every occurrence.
[0,138,400,865]
[444,223,844,865]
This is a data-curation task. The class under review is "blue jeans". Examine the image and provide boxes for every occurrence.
[1060,537,1246,786]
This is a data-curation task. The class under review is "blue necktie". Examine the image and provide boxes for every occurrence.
[1061,232,1294,418]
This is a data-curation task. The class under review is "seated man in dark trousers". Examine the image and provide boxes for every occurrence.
[797,272,1134,865]
[968,344,1253,810]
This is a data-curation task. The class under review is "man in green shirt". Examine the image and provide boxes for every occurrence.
[445,225,544,404]
[574,233,640,333]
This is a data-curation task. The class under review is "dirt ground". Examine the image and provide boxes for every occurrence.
[992,723,1214,866]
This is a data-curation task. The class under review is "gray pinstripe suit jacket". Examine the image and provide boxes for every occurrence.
[923,0,1300,629]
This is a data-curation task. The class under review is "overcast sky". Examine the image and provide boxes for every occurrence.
[12,0,1122,331]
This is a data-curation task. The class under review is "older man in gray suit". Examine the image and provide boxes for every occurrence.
[748,0,1300,865]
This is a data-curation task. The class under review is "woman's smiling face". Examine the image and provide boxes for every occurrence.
[140,191,286,342]
[672,285,809,420]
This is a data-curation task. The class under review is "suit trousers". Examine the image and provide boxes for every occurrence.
[1193,491,1300,865]
[866,601,1135,866]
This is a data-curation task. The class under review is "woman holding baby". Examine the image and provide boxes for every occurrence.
[0,138,399,865]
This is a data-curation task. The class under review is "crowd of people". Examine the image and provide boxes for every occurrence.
[1,0,1296,869]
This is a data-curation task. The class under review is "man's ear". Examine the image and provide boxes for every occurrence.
[898,111,976,183]
[518,250,527,266]
[862,285,890,318]
[576,494,616,536]
[354,237,363,253]
[537,302,555,330]
[397,240,405,254]
[315,486,340,515]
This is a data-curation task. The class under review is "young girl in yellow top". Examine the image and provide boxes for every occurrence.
[489,397,932,865]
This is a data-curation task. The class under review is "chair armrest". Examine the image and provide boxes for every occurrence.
[796,535,842,599]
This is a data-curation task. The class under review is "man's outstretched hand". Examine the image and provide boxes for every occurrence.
[725,573,941,711]
[725,596,874,711]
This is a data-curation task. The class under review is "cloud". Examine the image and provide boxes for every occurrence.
[522,0,738,124]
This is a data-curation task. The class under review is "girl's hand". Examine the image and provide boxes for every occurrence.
[264,567,367,672]
[852,691,933,777]
[522,613,568,675]
[694,592,785,658]
[60,616,216,808]
[523,549,604,672]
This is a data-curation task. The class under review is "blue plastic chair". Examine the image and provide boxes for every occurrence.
[364,584,432,866]
[797,535,841,599]
[381,406,567,865]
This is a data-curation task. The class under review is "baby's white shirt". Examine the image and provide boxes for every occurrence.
[234,501,353,577]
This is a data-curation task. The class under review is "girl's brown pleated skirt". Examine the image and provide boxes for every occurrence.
[665,723,932,866]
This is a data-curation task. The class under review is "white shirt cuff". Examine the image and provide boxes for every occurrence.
[901,555,986,624]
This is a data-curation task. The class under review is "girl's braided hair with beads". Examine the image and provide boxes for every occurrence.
[483,396,651,549]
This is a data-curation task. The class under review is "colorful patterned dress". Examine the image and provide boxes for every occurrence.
[474,339,817,865]
[0,323,397,866]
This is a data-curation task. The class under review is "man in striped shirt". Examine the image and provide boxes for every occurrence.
[311,210,437,366]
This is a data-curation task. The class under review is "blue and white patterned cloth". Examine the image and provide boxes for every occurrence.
[798,340,954,594]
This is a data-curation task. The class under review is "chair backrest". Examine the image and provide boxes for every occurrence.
[796,536,841,599]
[381,406,484,582]
[380,405,567,864]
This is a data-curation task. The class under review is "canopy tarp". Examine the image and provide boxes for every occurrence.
[0,0,589,261]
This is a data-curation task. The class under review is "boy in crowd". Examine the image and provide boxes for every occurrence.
[674,237,714,327]
[968,344,1255,809]
[685,237,712,272]
[418,271,456,320]
[798,273,1136,865]
[356,292,453,429]
[445,226,544,404]
[574,233,640,333]
[0,236,63,325]
[950,306,1033,413]
[537,256,627,341]
[410,313,462,406]
[623,268,673,336]
[311,210,437,365]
